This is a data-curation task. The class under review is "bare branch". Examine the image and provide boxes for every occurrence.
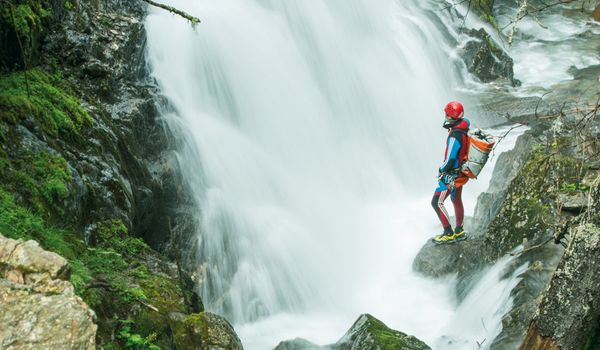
[142,0,201,25]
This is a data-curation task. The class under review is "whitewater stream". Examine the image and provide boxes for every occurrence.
[141,0,571,348]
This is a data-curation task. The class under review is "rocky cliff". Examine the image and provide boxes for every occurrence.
[0,0,234,348]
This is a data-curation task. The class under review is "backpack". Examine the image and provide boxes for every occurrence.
[460,129,495,179]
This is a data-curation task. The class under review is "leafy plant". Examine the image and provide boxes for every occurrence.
[118,321,161,350]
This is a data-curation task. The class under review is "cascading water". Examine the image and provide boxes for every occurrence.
[145,1,525,349]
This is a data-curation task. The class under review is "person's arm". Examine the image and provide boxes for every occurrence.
[439,135,462,174]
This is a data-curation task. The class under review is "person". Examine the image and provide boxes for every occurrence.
[431,101,470,244]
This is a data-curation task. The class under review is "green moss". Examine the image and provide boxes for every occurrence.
[173,313,209,349]
[0,187,88,286]
[0,0,52,70]
[0,186,186,349]
[0,68,92,138]
[364,314,429,350]
[63,0,74,11]
[3,150,72,216]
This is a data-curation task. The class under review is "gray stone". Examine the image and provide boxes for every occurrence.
[0,234,97,350]
[558,192,588,212]
[0,235,69,280]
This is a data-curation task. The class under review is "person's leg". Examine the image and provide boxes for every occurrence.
[451,186,464,228]
[431,188,452,231]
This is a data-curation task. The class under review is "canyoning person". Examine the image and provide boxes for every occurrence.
[431,101,470,244]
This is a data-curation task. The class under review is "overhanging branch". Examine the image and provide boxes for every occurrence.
[142,0,201,25]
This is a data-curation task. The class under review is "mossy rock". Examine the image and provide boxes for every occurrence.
[0,68,92,138]
[336,314,430,350]
[173,312,244,350]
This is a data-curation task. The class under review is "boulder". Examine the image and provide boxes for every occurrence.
[335,314,431,350]
[0,234,69,280]
[275,338,325,350]
[173,312,244,350]
[594,4,600,22]
[461,28,518,86]
[0,234,97,350]
[557,192,588,212]
[276,314,431,350]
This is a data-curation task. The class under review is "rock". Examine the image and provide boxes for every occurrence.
[0,235,69,280]
[276,314,430,350]
[0,234,97,350]
[594,4,600,22]
[518,224,600,350]
[335,314,431,350]
[473,131,537,233]
[173,312,244,350]
[557,192,588,212]
[461,28,518,86]
[275,338,325,350]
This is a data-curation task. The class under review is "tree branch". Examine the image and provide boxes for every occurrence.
[142,0,201,25]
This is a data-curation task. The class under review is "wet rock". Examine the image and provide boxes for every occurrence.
[473,131,537,233]
[461,28,518,86]
[594,4,600,22]
[173,312,244,350]
[275,338,325,350]
[0,234,97,350]
[519,224,600,350]
[276,314,430,350]
[335,314,430,350]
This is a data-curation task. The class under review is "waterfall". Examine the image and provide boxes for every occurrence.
[145,0,523,348]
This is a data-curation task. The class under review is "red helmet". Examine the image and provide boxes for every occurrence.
[444,101,464,119]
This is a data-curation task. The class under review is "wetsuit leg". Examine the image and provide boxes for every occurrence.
[451,186,464,227]
[431,184,452,229]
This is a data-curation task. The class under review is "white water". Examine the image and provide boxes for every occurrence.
[145,1,527,349]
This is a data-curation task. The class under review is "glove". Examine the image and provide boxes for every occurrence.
[439,172,456,191]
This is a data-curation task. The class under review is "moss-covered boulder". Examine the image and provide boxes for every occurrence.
[275,338,324,350]
[335,314,430,350]
[275,314,430,350]
[173,312,244,350]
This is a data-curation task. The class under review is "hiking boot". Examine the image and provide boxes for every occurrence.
[454,226,468,241]
[432,227,455,245]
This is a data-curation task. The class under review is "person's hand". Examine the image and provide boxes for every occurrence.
[439,173,456,190]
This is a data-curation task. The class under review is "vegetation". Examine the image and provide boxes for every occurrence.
[365,314,429,350]
[0,40,184,350]
[0,0,52,71]
[0,68,92,138]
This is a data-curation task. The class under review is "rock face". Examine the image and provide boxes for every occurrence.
[0,233,97,350]
[173,312,244,350]
[519,224,600,350]
[461,28,518,86]
[0,0,207,347]
[275,314,431,350]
